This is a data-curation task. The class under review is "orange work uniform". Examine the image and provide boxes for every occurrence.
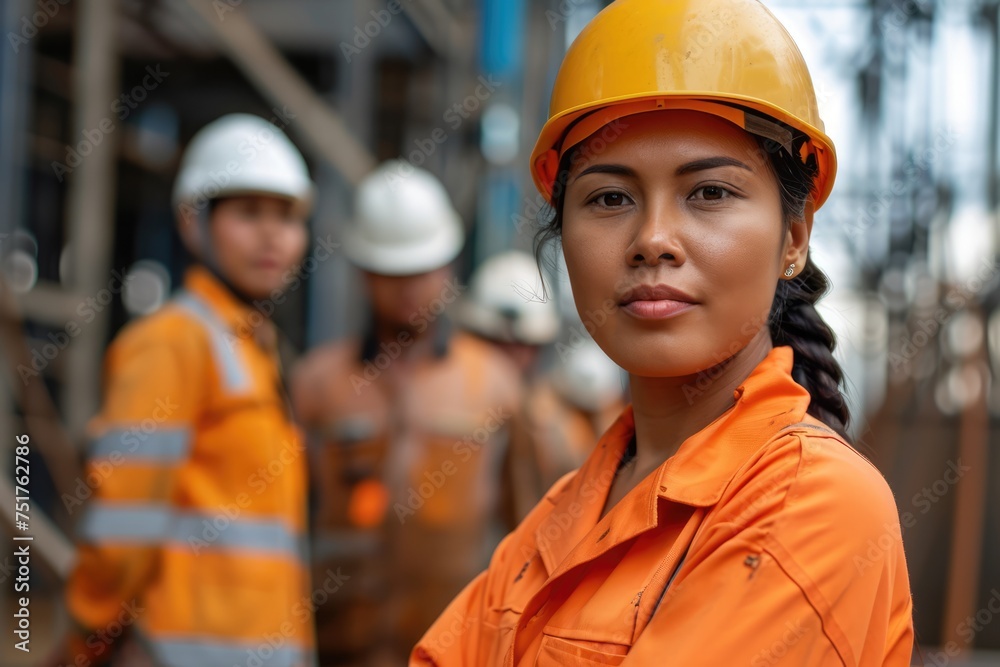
[292,328,523,664]
[66,266,315,667]
[412,345,913,666]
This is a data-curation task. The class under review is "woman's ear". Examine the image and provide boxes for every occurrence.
[782,201,815,279]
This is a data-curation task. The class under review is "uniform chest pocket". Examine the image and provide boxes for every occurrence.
[537,633,628,666]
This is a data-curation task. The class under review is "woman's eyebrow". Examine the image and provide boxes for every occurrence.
[571,164,635,184]
[676,156,753,175]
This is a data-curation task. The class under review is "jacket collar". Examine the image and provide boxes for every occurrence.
[182,265,260,335]
[535,345,811,575]
[655,345,810,506]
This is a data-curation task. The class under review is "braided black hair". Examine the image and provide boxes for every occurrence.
[759,132,852,442]
[535,118,853,443]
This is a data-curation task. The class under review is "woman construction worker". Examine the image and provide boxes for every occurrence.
[53,114,317,666]
[290,161,523,666]
[412,0,914,664]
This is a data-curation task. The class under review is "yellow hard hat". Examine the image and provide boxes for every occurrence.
[530,0,837,210]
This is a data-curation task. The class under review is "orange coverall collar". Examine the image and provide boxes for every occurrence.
[535,345,812,574]
[183,265,259,333]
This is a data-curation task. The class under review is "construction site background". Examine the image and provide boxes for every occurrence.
[0,0,999,665]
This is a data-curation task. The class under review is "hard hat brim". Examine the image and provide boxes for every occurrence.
[342,222,464,277]
[529,93,837,210]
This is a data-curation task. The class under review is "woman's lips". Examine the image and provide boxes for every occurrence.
[618,283,698,320]
[621,299,697,319]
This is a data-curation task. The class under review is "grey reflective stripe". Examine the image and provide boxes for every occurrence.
[174,514,300,557]
[174,291,251,394]
[143,634,309,667]
[89,428,191,464]
[77,503,172,543]
[77,503,304,560]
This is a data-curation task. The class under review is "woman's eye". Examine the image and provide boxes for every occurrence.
[589,191,630,208]
[691,186,731,202]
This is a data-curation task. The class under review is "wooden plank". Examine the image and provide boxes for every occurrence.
[62,0,120,439]
[941,322,989,651]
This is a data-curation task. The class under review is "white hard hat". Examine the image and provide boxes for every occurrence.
[458,250,560,345]
[343,160,464,275]
[552,336,624,413]
[172,113,313,213]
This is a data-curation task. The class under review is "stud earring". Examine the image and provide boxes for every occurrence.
[784,264,796,277]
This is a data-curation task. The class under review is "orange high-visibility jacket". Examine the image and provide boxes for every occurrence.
[292,329,523,662]
[66,266,315,667]
[412,346,914,666]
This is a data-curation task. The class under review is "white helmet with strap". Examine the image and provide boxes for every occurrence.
[173,113,313,215]
[343,160,464,275]
[458,250,560,346]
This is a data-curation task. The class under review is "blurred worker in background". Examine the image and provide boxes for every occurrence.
[52,114,317,667]
[457,251,625,517]
[532,335,625,487]
[456,250,561,376]
[291,161,522,666]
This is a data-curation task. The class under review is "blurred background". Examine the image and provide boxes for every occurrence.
[0,0,998,665]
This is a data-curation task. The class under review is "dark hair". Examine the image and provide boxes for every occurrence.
[535,118,852,443]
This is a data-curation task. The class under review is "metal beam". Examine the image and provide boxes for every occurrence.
[182,0,376,187]
[0,276,81,502]
[401,0,469,59]
[63,0,120,439]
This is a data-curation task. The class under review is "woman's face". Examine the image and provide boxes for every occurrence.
[561,110,794,378]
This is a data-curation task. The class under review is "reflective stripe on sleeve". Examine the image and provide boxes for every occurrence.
[138,632,309,667]
[77,502,305,561]
[77,503,173,543]
[89,428,191,464]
